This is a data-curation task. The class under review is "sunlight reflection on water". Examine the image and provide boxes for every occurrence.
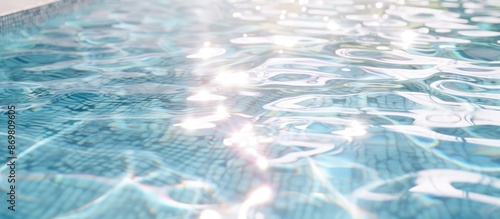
[1,0,500,218]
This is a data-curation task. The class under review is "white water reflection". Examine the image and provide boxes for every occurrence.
[355,169,500,206]
[215,72,249,86]
[187,90,227,101]
[332,121,367,137]
[174,106,229,130]
[187,47,226,59]
[410,169,500,207]
[238,186,272,219]
[230,35,328,46]
[199,209,222,219]
[458,30,500,37]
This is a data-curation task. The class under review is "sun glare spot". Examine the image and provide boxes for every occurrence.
[327,21,339,30]
[256,156,269,170]
[401,30,417,49]
[215,72,249,86]
[247,186,272,205]
[200,209,221,219]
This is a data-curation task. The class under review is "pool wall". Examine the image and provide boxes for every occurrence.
[0,0,98,31]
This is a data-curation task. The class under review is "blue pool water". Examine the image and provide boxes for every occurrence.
[1,0,500,218]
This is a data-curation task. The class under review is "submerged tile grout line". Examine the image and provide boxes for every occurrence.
[0,0,99,31]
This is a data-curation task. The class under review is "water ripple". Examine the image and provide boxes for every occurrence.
[2,0,500,218]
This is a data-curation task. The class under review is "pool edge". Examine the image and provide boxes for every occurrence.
[0,0,98,31]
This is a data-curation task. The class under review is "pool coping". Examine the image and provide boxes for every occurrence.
[0,0,61,18]
[0,0,97,31]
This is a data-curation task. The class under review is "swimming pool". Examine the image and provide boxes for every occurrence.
[1,0,499,218]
